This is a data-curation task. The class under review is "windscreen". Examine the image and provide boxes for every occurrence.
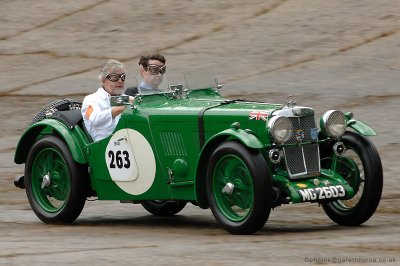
[183,67,221,91]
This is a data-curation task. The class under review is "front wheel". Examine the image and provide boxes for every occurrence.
[25,135,87,223]
[206,141,272,234]
[141,200,187,216]
[322,131,383,225]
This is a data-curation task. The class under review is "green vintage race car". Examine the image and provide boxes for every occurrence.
[14,70,383,234]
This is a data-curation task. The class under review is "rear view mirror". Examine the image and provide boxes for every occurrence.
[110,95,130,106]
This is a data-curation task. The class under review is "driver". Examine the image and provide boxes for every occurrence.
[82,59,129,141]
[125,54,166,95]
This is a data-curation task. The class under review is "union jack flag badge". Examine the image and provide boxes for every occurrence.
[249,110,268,121]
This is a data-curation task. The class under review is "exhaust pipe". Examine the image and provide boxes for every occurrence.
[14,175,25,189]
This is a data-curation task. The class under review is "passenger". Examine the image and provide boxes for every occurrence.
[125,54,166,96]
[81,59,128,141]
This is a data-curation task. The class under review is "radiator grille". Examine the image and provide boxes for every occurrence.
[283,115,320,178]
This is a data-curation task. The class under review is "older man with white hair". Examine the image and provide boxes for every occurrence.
[81,59,127,141]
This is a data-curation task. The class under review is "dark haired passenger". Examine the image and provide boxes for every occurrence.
[125,54,166,96]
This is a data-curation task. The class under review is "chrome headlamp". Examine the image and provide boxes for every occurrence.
[320,110,346,138]
[268,116,293,144]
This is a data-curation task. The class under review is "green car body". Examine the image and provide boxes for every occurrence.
[14,79,383,234]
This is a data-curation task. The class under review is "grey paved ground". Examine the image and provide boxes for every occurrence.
[0,1,399,265]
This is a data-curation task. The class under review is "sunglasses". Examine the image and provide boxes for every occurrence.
[146,64,166,75]
[106,73,126,82]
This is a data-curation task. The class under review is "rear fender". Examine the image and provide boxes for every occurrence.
[14,119,88,164]
[195,127,264,208]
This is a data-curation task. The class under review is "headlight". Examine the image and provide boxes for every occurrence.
[268,116,293,144]
[320,110,346,138]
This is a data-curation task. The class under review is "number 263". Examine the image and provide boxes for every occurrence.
[108,150,131,169]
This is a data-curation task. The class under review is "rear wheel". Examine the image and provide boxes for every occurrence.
[25,135,87,223]
[141,200,187,216]
[206,141,272,234]
[321,131,383,225]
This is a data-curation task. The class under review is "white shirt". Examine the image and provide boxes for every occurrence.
[81,88,121,141]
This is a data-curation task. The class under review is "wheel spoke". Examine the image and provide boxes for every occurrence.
[224,158,241,178]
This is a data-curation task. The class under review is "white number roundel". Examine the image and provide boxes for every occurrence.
[105,129,156,195]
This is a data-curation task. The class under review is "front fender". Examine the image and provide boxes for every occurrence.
[14,119,88,164]
[206,127,265,150]
[345,112,377,136]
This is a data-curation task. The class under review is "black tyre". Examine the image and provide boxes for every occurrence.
[25,135,87,223]
[141,200,187,216]
[321,131,383,225]
[206,141,272,234]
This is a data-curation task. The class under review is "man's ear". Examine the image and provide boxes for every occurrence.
[101,79,107,89]
[140,66,146,77]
